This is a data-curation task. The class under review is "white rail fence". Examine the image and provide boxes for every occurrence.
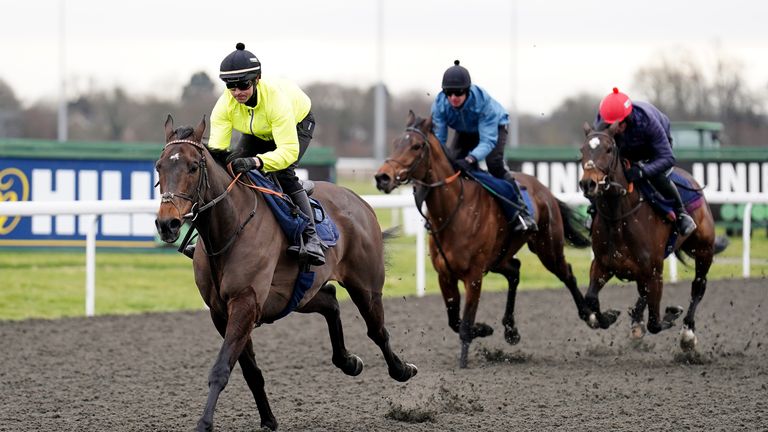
[0,192,765,316]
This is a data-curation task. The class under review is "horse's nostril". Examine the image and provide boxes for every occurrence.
[169,219,182,230]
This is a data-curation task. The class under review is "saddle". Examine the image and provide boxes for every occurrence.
[633,171,704,257]
[634,171,704,222]
[464,170,536,223]
[246,171,339,248]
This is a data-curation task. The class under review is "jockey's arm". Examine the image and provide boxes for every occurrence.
[640,119,676,177]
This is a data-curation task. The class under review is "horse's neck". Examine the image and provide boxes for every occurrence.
[422,149,464,215]
[198,164,255,235]
[595,188,643,225]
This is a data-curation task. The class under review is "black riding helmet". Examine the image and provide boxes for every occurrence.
[219,42,261,83]
[441,60,471,91]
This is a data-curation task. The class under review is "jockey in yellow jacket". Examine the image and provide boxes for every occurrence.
[185,42,325,266]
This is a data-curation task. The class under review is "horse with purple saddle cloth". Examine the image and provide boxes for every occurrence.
[635,170,704,257]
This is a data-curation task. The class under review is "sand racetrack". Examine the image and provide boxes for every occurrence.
[1,278,766,431]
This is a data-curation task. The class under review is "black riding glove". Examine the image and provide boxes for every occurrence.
[231,157,262,174]
[625,165,644,182]
[454,155,477,173]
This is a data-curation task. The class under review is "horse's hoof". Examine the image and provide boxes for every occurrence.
[335,354,364,376]
[629,322,646,339]
[504,326,521,345]
[602,309,620,328]
[390,362,418,382]
[196,419,213,432]
[664,305,684,323]
[473,322,494,338]
[679,326,698,352]
[587,313,600,329]
[260,418,278,431]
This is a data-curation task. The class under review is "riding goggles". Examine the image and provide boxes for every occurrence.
[226,80,253,91]
[443,88,467,97]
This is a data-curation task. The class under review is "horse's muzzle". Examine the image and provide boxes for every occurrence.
[374,172,396,194]
[155,217,182,243]
[579,178,598,198]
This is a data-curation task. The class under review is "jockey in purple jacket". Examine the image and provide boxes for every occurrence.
[593,87,697,236]
[431,60,537,234]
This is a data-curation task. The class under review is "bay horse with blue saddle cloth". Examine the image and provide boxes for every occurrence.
[375,111,592,368]
[154,115,417,431]
[578,121,723,352]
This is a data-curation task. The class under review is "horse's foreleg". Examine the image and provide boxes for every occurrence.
[238,339,277,431]
[498,258,521,345]
[458,275,488,369]
[585,262,619,329]
[209,310,275,431]
[198,294,258,432]
[628,294,648,339]
[644,276,672,334]
[437,272,461,332]
[301,283,363,377]
[344,283,417,382]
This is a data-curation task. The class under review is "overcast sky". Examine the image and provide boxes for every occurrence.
[2,0,766,115]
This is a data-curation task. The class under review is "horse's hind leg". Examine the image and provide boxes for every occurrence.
[198,295,259,432]
[341,280,418,382]
[209,312,277,431]
[299,283,364,376]
[530,239,590,321]
[680,244,713,351]
[497,258,522,345]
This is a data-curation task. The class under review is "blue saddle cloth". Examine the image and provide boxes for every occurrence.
[246,171,340,247]
[246,170,340,321]
[466,170,535,222]
[635,170,704,257]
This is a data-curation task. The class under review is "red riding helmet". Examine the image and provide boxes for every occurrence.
[599,87,633,124]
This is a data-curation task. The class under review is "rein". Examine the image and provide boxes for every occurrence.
[583,132,644,222]
[161,138,258,257]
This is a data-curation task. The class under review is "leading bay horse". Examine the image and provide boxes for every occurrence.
[578,121,719,352]
[374,111,592,368]
[154,115,416,431]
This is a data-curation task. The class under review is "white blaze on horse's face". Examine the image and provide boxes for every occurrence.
[170,153,180,161]
[588,137,600,149]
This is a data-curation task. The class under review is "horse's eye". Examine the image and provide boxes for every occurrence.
[410,142,422,151]
[189,163,199,173]
[605,146,613,154]
[155,162,162,172]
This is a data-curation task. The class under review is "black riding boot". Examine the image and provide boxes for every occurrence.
[287,189,326,266]
[652,174,697,236]
[503,172,538,233]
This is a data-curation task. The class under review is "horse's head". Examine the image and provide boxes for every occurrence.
[154,115,209,243]
[374,110,434,193]
[578,122,628,199]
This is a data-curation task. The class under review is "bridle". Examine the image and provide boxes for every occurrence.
[582,131,643,222]
[582,131,628,196]
[160,139,237,221]
[159,138,256,257]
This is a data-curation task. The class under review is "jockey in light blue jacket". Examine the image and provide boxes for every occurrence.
[431,60,536,233]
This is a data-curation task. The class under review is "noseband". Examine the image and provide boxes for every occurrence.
[160,138,233,221]
[583,132,627,195]
[382,127,430,186]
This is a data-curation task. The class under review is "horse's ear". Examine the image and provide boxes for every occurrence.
[164,114,174,141]
[406,110,416,126]
[193,115,207,142]
[423,115,433,134]
[608,121,621,136]
[583,122,592,136]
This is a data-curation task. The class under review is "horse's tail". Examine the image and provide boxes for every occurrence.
[674,234,729,265]
[382,225,401,241]
[556,199,591,248]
